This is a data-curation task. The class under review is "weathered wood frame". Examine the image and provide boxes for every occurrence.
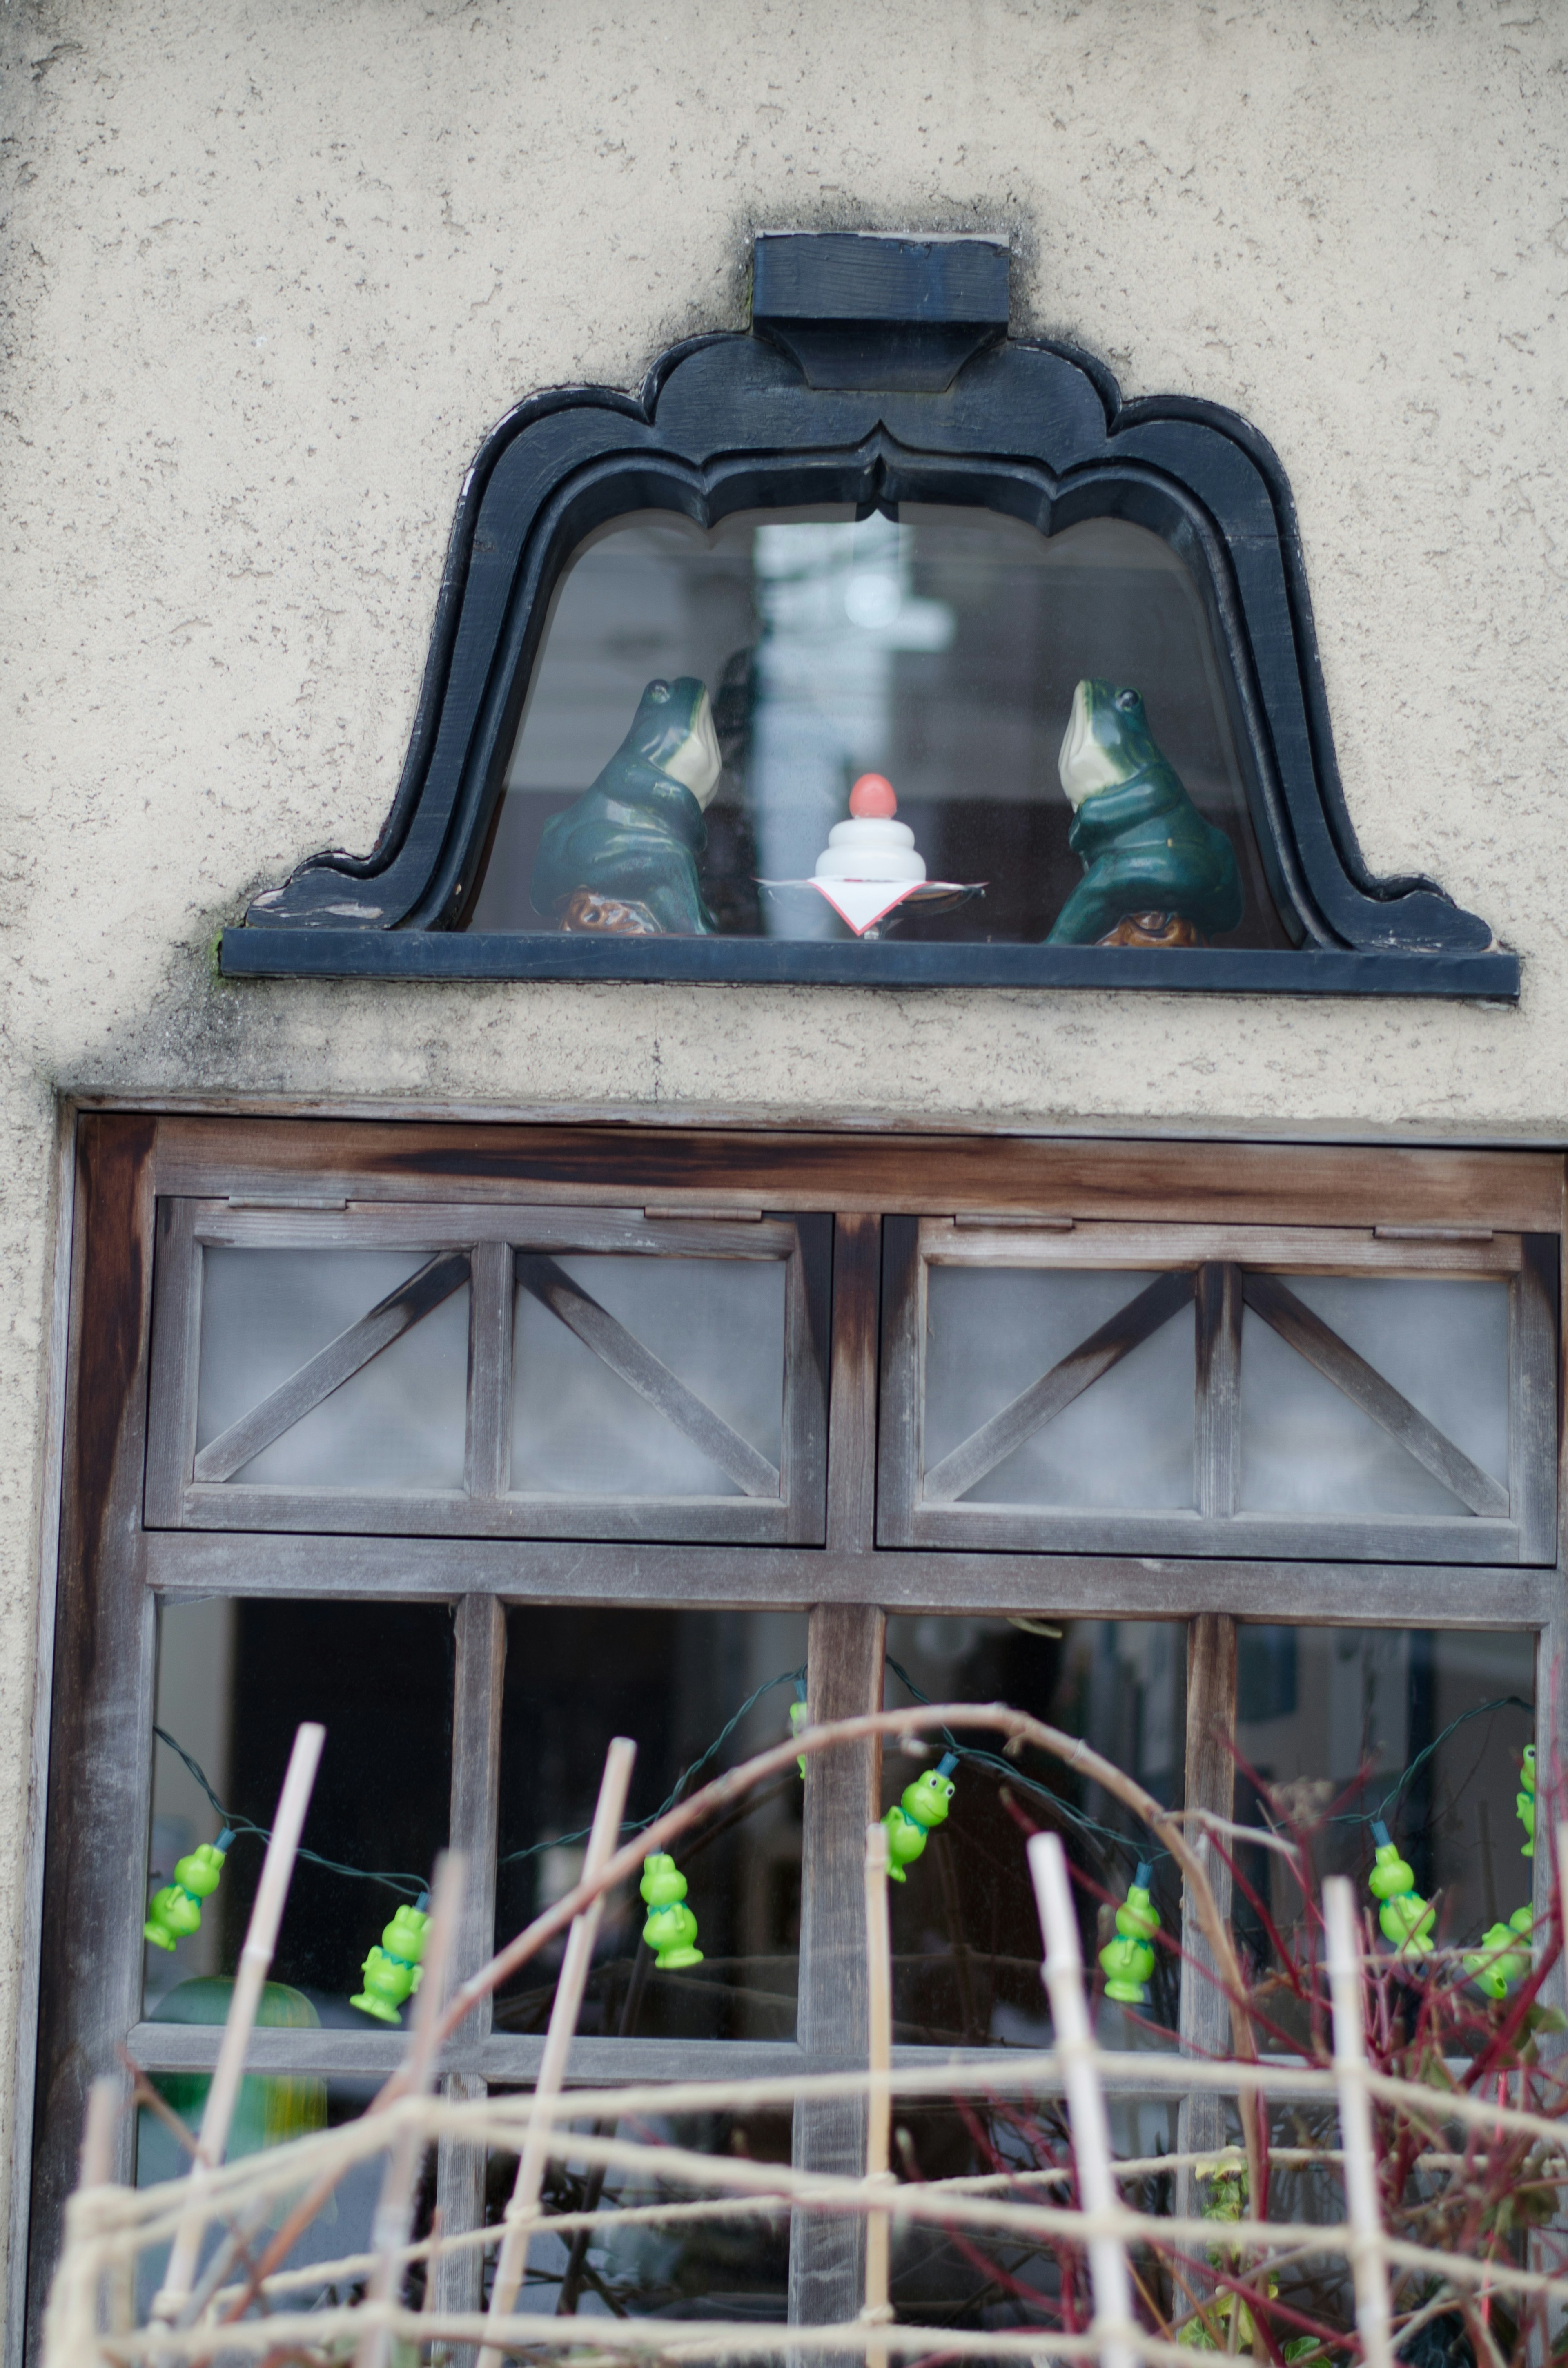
[879,1216,1558,1564]
[19,1115,1568,2363]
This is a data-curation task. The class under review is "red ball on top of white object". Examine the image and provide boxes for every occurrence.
[849,773,898,819]
[814,775,925,883]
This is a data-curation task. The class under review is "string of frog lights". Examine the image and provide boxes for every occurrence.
[148,1675,1536,2017]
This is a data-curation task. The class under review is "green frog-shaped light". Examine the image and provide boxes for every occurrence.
[144,1828,234,1953]
[1518,1744,1535,1857]
[1463,1743,1539,1997]
[883,1753,958,1883]
[1098,1864,1161,2005]
[1366,1822,1435,1958]
[351,1895,431,2025]
[641,1853,703,1968]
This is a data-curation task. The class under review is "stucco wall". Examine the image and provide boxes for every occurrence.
[2,0,1566,2297]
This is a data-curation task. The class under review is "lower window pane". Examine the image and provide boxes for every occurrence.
[482,2097,790,2319]
[1234,1624,1536,2046]
[882,1614,1185,2050]
[134,2080,414,2317]
[146,1597,454,2014]
[495,1607,808,2040]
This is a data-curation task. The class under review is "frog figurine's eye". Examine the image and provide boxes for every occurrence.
[1115,689,1139,712]
[648,680,672,703]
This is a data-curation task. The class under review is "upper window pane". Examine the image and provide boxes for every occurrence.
[195,1248,469,1491]
[1239,1276,1511,1518]
[468,506,1289,949]
[512,1253,786,1500]
[924,1265,1194,1509]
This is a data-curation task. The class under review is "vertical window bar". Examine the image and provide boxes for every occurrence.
[1510,1235,1559,1563]
[1194,1261,1242,1521]
[788,1602,886,2330]
[143,1199,203,1523]
[435,1592,507,2323]
[464,1241,514,1501]
[1175,1613,1238,2221]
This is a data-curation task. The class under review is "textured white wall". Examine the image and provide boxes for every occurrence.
[2,0,1566,2282]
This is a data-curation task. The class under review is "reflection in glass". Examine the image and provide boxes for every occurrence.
[483,2104,789,2319]
[196,1249,469,1491]
[923,1266,1195,1508]
[881,1614,1183,2114]
[145,1599,453,2016]
[495,1608,806,2041]
[511,1255,786,1498]
[1239,1276,1509,1517]
[468,506,1288,948]
[1232,1625,1535,2051]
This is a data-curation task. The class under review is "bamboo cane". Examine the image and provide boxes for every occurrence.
[150,1721,325,2327]
[860,1820,893,2368]
[476,1735,636,2368]
[1028,1832,1136,2368]
[1322,1877,1394,2368]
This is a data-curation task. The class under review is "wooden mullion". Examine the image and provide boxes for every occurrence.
[435,1594,506,2330]
[143,1529,1560,1628]
[875,1217,922,1547]
[1194,1262,1242,1519]
[1511,1234,1559,1565]
[143,1196,204,1525]
[783,1215,833,1546]
[151,1118,1568,1236]
[28,1117,160,2353]
[826,1215,881,1554]
[465,1240,513,1500]
[1176,1613,1238,2223]
[789,1603,885,2329]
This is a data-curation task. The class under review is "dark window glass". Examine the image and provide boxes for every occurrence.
[468,506,1290,949]
[881,1614,1185,2063]
[495,1607,808,2041]
[1233,1625,1535,2049]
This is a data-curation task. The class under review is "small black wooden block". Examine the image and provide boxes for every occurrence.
[752,230,1010,389]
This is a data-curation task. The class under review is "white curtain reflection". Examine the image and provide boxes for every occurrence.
[196,1249,469,1491]
[511,1255,786,1498]
[1238,1275,1509,1516]
[923,1266,1196,1509]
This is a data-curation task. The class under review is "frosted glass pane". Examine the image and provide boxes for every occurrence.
[924,1266,1194,1509]
[512,1255,786,1497]
[1239,1276,1509,1517]
[196,1249,469,1490]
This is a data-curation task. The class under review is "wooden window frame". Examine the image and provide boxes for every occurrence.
[17,1114,1568,2361]
[879,1216,1558,1563]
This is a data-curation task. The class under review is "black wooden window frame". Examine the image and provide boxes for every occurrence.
[18,1114,1567,2360]
[223,234,1517,999]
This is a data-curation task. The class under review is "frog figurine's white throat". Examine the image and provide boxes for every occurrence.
[814,774,926,883]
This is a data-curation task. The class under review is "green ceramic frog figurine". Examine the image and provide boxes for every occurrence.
[531,676,723,935]
[144,1827,234,1952]
[351,1896,431,2025]
[1366,1821,1435,1958]
[641,1853,703,1968]
[883,1753,958,1882]
[1047,680,1243,948]
[1098,1863,1160,2005]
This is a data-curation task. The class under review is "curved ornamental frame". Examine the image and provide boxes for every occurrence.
[224,233,1515,997]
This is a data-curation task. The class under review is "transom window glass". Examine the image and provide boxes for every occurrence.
[468,507,1290,949]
